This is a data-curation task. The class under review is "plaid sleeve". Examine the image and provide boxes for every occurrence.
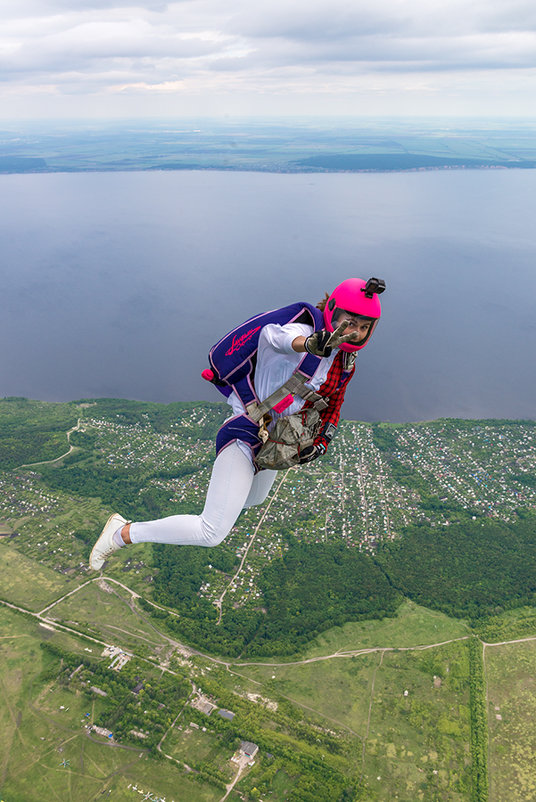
[313,367,355,452]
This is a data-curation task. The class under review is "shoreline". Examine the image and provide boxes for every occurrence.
[1,396,535,427]
[1,162,535,177]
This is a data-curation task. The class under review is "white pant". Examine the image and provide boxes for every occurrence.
[130,442,277,547]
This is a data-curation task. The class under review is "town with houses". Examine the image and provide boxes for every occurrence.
[1,410,535,615]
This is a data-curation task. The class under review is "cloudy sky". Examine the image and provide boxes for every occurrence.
[1,0,536,119]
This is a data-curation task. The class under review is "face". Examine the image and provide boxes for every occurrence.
[333,310,373,343]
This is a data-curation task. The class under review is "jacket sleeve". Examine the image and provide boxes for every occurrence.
[260,322,313,355]
[313,367,355,452]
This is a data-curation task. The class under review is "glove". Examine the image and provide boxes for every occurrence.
[298,443,326,464]
[304,320,359,357]
[318,422,337,449]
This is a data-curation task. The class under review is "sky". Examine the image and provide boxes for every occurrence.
[1,0,536,120]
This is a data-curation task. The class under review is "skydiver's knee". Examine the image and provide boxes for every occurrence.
[199,517,230,547]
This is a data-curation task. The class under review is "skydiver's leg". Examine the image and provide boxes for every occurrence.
[242,467,277,508]
[128,441,259,548]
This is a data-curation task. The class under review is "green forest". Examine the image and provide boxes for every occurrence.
[376,517,536,623]
[148,540,401,657]
[0,397,79,469]
[144,514,536,656]
[468,637,488,802]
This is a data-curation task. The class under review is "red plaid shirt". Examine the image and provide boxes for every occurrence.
[304,351,355,451]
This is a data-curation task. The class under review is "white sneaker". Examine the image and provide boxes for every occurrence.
[89,513,129,571]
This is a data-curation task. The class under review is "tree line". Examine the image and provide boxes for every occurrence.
[376,516,536,623]
[468,637,488,802]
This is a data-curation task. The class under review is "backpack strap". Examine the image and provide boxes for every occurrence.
[231,373,259,410]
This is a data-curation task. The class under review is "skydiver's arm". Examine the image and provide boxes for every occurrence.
[262,324,312,355]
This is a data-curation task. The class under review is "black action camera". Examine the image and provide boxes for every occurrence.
[362,277,386,298]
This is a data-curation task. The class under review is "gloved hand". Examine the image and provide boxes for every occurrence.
[304,320,359,357]
[298,443,326,464]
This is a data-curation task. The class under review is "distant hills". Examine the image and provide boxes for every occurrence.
[295,153,536,171]
[2,119,536,173]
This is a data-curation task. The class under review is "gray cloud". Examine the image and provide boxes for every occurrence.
[228,0,536,40]
[1,0,535,116]
[0,0,171,13]
[216,0,536,70]
[206,32,536,74]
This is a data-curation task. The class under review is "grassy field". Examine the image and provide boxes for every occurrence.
[47,579,171,657]
[0,541,82,610]
[362,643,472,800]
[162,725,235,779]
[0,604,223,802]
[235,651,378,736]
[485,638,536,801]
[476,605,536,643]
[3,534,536,801]
[235,639,472,800]
[302,599,470,657]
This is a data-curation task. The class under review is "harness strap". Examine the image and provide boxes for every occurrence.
[286,374,329,410]
[246,373,329,423]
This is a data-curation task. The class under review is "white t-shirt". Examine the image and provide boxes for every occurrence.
[227,322,335,460]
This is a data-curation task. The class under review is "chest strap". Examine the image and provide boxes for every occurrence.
[246,372,328,423]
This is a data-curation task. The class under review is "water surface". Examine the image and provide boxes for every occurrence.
[1,169,535,422]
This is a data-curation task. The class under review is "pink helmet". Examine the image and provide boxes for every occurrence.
[324,277,385,352]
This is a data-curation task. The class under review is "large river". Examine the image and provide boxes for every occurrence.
[1,169,535,422]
